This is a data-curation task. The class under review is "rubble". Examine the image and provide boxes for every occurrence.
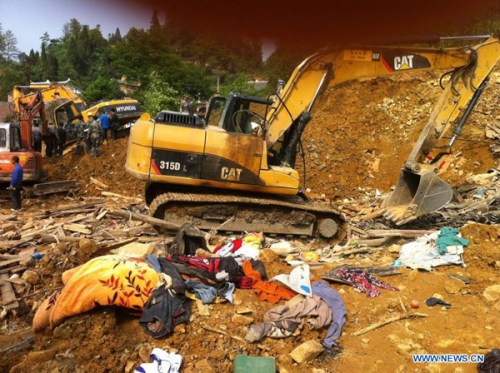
[289,340,324,364]
[1,69,499,372]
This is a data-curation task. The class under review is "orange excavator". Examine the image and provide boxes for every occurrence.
[0,93,78,197]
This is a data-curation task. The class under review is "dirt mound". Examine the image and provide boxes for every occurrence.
[43,137,144,198]
[301,69,499,199]
[4,223,498,372]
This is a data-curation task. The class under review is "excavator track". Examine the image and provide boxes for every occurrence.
[149,192,346,241]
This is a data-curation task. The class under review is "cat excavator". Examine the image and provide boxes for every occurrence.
[126,36,500,239]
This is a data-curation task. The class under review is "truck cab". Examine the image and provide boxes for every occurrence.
[0,122,45,182]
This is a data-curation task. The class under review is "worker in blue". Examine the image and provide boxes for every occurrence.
[98,110,110,144]
[7,155,23,211]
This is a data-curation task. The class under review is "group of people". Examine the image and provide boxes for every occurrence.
[69,108,120,158]
[32,121,66,157]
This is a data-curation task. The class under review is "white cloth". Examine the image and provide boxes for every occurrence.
[271,264,313,296]
[398,231,465,271]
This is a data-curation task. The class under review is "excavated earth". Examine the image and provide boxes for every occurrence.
[1,68,499,373]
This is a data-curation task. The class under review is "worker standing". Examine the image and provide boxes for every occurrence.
[32,122,42,153]
[99,110,110,144]
[7,156,23,212]
[74,115,87,156]
[56,125,67,156]
[88,115,102,157]
[180,95,191,113]
[45,122,57,157]
[109,108,119,140]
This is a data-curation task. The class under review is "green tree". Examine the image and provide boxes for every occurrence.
[142,71,179,115]
[83,77,123,103]
[2,29,19,61]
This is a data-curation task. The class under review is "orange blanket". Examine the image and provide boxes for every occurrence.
[242,260,296,304]
[33,255,159,331]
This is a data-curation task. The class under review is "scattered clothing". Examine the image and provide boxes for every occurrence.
[271,264,312,297]
[139,287,190,339]
[242,260,296,303]
[436,227,469,255]
[245,295,332,343]
[214,233,263,263]
[425,297,451,308]
[312,281,347,348]
[155,256,186,294]
[169,254,241,284]
[323,266,398,298]
[184,279,235,304]
[398,231,466,271]
[33,255,159,331]
[169,223,209,255]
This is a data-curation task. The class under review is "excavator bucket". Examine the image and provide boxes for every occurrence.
[382,168,453,225]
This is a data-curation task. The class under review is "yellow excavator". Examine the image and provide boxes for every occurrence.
[126,36,500,238]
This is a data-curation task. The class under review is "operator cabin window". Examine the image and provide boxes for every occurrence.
[232,101,267,135]
[10,127,21,151]
[0,129,6,148]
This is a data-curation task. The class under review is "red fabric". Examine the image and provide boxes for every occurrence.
[242,261,296,304]
[214,238,243,254]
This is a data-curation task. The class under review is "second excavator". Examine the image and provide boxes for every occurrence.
[126,36,500,239]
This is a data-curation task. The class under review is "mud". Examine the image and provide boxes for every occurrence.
[1,69,499,372]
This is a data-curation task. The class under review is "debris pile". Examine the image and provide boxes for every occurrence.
[1,69,499,372]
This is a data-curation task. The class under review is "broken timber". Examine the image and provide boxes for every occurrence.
[108,210,180,232]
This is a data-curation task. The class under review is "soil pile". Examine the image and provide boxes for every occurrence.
[302,69,499,199]
[43,137,144,198]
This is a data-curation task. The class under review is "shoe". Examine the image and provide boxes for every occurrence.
[10,208,21,212]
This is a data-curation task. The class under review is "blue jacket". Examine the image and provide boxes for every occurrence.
[11,163,23,187]
[99,114,110,129]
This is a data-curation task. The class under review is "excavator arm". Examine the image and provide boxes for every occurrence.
[383,38,500,224]
[265,37,499,223]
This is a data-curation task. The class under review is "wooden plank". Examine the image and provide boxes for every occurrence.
[101,237,138,252]
[90,177,109,189]
[37,201,105,216]
[0,215,16,222]
[63,224,92,235]
[0,266,26,275]
[40,235,80,244]
[108,209,180,231]
[366,229,435,238]
[101,191,142,204]
[0,273,19,312]
[0,238,33,250]
[0,255,32,269]
[96,209,108,220]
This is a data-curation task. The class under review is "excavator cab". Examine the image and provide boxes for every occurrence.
[207,93,270,135]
